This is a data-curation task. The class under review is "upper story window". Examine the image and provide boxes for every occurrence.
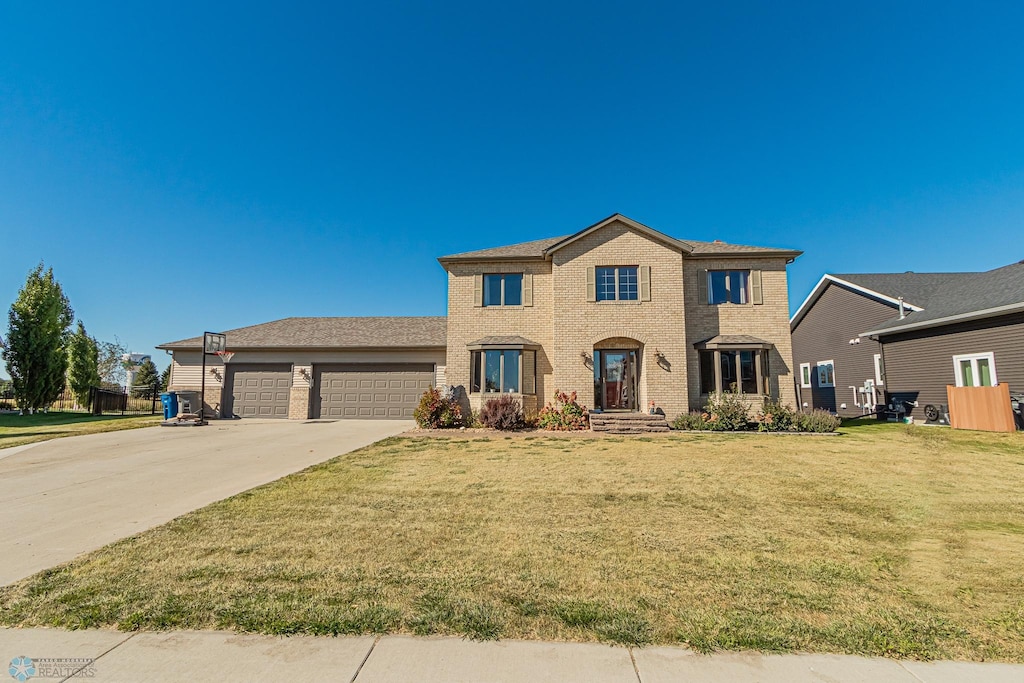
[701,268,763,305]
[953,352,997,387]
[596,266,638,301]
[709,270,748,304]
[483,274,523,306]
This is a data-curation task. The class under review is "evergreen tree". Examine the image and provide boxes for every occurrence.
[160,364,171,392]
[133,359,161,399]
[66,321,101,406]
[2,264,75,412]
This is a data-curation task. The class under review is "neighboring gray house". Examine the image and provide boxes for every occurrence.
[791,261,1024,421]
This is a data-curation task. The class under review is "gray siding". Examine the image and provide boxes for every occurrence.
[791,282,896,417]
[879,312,1024,419]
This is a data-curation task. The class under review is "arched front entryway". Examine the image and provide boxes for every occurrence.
[593,337,644,412]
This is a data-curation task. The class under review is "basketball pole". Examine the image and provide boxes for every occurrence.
[200,333,207,422]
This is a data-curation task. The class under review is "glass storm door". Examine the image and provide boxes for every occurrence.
[600,350,637,410]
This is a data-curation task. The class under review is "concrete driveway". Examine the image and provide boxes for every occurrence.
[0,419,410,586]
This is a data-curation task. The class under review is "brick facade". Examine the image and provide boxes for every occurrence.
[444,218,797,418]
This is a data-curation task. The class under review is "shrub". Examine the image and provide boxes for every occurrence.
[537,390,589,431]
[703,392,751,431]
[672,411,709,431]
[797,409,842,433]
[479,395,526,431]
[413,386,465,429]
[756,398,799,432]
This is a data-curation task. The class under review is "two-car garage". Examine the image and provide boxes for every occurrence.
[225,363,434,419]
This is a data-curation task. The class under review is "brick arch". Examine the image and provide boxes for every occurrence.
[588,329,650,347]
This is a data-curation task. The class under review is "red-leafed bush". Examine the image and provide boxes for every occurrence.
[479,395,526,431]
[413,387,465,429]
[537,390,589,431]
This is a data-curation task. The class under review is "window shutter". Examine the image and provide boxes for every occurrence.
[522,273,533,307]
[586,266,596,302]
[697,269,709,304]
[751,269,763,305]
[473,274,483,307]
[523,350,536,394]
[640,265,651,301]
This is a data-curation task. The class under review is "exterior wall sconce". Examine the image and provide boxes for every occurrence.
[209,368,222,381]
[580,350,593,370]
[299,368,312,382]
[654,348,670,371]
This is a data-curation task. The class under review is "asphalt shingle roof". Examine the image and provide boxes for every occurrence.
[866,261,1024,334]
[830,272,973,309]
[157,317,447,350]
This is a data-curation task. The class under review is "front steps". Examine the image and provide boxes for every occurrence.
[589,412,670,433]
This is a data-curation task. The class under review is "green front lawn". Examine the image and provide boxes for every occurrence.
[0,412,161,449]
[2,423,1023,661]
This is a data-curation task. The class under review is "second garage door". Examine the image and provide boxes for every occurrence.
[313,364,435,419]
[226,364,292,418]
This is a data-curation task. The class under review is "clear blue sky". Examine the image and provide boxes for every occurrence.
[3,2,1023,376]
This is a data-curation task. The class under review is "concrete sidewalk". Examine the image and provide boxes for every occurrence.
[1,629,1021,682]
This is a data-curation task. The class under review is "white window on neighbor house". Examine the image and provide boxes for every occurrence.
[953,352,997,387]
[874,354,884,385]
[800,362,812,388]
[816,360,835,387]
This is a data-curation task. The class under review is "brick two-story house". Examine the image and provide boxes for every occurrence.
[160,214,801,420]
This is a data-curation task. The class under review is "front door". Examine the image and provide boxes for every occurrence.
[597,350,638,411]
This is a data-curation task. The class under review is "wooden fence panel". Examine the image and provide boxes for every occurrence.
[946,384,1016,432]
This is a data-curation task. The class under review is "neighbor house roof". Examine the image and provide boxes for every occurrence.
[157,317,447,350]
[862,261,1024,336]
[438,213,802,263]
[790,272,962,329]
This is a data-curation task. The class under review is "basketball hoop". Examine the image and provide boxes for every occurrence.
[216,351,235,363]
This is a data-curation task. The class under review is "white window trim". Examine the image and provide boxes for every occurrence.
[817,360,835,388]
[873,353,884,386]
[952,352,997,387]
[799,362,812,388]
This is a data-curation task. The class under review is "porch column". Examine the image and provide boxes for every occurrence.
[754,350,764,396]
[713,349,723,394]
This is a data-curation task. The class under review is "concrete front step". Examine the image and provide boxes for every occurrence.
[590,412,671,433]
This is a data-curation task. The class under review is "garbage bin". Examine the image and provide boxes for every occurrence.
[160,392,178,420]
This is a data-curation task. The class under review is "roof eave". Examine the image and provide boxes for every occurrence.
[160,344,447,352]
[862,301,1024,338]
[690,249,803,261]
[437,255,548,266]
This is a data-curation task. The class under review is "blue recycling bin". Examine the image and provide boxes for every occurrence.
[160,392,178,420]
